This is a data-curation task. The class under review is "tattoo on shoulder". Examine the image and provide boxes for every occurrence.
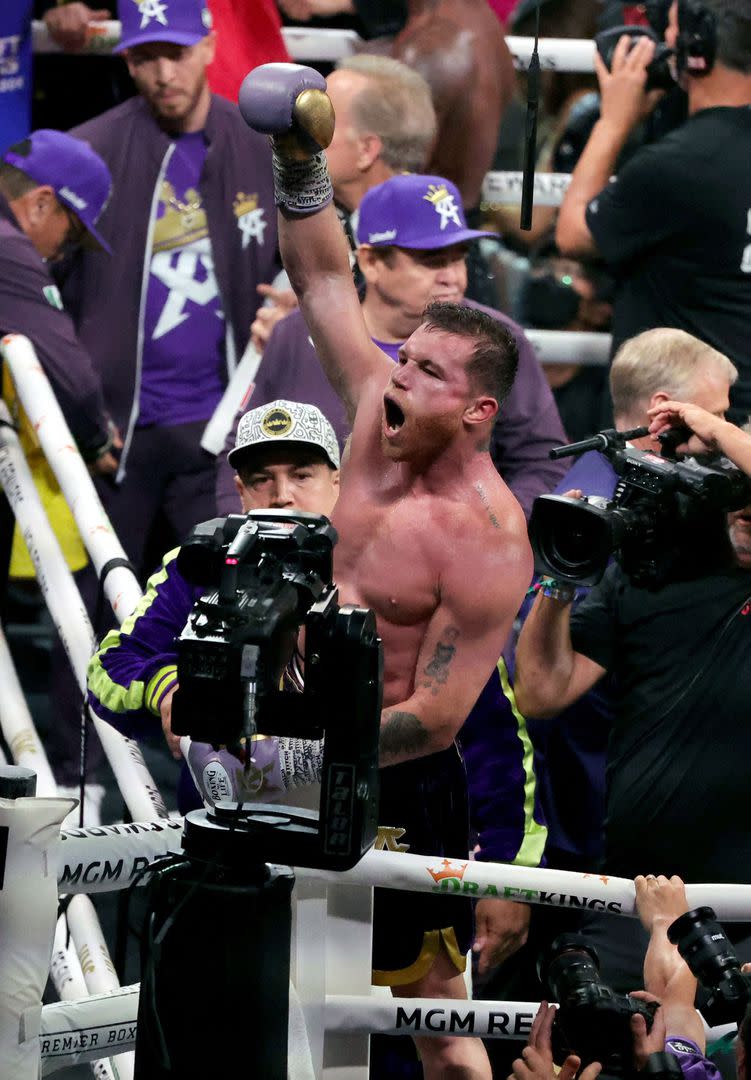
[380,711,430,758]
[475,482,502,530]
[418,626,460,697]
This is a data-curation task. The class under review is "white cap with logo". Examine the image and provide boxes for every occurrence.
[228,400,341,470]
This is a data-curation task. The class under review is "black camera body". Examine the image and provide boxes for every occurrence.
[529,430,751,588]
[541,934,659,1076]
[170,510,383,871]
[669,906,751,1025]
[595,25,676,92]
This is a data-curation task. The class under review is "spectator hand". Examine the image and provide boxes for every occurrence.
[647,400,725,455]
[635,874,690,933]
[250,284,299,352]
[594,34,664,137]
[473,898,530,976]
[510,1002,602,1080]
[628,997,666,1070]
[277,0,354,21]
[160,686,182,760]
[44,3,111,52]
[90,424,123,476]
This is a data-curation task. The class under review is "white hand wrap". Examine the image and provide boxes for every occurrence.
[277,737,324,790]
[271,148,333,216]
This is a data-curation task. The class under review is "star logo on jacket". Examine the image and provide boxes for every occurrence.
[234,192,267,249]
[423,184,462,231]
[134,0,168,29]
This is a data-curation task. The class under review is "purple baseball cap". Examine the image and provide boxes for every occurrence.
[115,0,213,53]
[356,174,497,250]
[3,130,112,254]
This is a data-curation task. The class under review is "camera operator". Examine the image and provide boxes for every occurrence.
[514,417,751,990]
[531,325,736,882]
[508,875,720,1080]
[87,399,341,806]
[555,0,751,422]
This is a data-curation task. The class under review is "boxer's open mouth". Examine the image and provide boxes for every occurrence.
[384,395,405,432]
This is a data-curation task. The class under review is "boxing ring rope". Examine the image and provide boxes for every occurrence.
[0,349,165,1071]
[0,813,737,1075]
[54,820,751,920]
[1,335,142,623]
[0,338,168,823]
[31,22,597,72]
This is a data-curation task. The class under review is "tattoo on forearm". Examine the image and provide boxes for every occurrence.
[475,482,502,530]
[418,626,460,697]
[380,711,430,758]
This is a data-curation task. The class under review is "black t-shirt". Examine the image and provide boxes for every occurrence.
[570,563,751,882]
[585,106,751,419]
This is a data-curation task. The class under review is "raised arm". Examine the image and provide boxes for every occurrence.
[379,522,533,767]
[514,588,606,719]
[238,64,391,420]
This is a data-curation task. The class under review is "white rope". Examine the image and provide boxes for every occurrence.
[1,335,142,623]
[525,329,611,366]
[0,621,57,796]
[30,22,596,71]
[37,983,738,1069]
[55,823,751,922]
[47,917,119,1079]
[0,401,167,823]
[40,984,138,1075]
[483,170,573,208]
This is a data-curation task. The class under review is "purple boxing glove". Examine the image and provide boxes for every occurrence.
[182,736,286,809]
[238,63,329,142]
[238,62,335,215]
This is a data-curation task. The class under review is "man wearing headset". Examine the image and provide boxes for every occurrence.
[556,0,751,424]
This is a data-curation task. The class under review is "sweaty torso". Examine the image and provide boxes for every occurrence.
[331,448,519,708]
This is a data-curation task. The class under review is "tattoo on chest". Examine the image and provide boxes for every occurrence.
[380,710,429,757]
[418,626,460,697]
[475,482,502,530]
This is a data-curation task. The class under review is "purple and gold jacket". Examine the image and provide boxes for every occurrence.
[65,94,279,473]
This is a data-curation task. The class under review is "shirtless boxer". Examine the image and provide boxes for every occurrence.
[239,63,532,1078]
[391,0,516,212]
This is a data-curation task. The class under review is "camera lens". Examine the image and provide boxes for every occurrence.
[668,907,741,983]
[541,933,602,1005]
[531,497,613,585]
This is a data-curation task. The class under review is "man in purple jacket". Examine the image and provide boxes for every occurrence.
[63,0,279,572]
[217,173,567,519]
[0,130,117,468]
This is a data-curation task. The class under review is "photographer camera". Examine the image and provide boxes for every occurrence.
[514,394,751,991]
[556,0,751,424]
[509,875,722,1080]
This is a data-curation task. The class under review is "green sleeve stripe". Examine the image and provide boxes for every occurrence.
[86,549,180,716]
[145,665,178,715]
[497,657,548,868]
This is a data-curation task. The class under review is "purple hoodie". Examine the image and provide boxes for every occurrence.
[65,94,279,472]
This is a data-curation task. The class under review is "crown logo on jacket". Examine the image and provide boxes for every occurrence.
[233,192,259,218]
[427,858,467,884]
[152,181,208,253]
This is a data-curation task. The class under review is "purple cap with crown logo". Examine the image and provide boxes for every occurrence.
[115,0,213,53]
[356,174,497,251]
[3,129,112,254]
